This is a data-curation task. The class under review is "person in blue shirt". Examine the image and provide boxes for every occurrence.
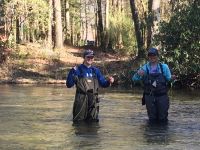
[132,48,173,123]
[66,49,114,122]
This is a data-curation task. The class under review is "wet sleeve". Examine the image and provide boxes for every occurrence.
[66,68,77,88]
[95,68,110,88]
[163,64,171,81]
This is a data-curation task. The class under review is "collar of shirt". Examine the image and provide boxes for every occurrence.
[80,64,94,77]
[147,62,160,74]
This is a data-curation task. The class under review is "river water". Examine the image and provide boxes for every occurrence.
[0,85,199,150]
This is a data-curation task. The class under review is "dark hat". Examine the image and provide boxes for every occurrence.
[148,48,159,56]
[83,49,94,58]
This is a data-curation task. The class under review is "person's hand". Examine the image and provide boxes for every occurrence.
[108,76,114,84]
[137,69,145,77]
[171,75,176,80]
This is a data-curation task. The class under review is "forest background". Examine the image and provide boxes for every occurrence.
[0,0,199,89]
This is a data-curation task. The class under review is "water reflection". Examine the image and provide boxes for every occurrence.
[72,121,100,135]
[142,121,170,145]
[69,122,101,150]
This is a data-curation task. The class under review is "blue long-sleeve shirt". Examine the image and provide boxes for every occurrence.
[66,64,110,88]
[132,62,172,82]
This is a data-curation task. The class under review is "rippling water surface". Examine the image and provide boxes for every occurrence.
[0,85,200,150]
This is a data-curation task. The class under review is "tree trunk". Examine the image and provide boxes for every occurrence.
[48,0,53,48]
[97,0,104,49]
[53,0,63,49]
[63,0,70,44]
[70,15,74,45]
[152,0,161,37]
[84,0,88,42]
[147,0,161,49]
[26,21,30,42]
[0,0,5,36]
[146,0,153,49]
[16,18,21,44]
[104,0,109,50]
[130,0,145,58]
[94,3,98,46]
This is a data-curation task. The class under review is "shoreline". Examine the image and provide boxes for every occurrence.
[0,78,66,84]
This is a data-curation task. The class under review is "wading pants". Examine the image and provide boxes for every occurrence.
[144,94,169,122]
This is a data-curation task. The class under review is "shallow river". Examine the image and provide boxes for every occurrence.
[0,85,200,150]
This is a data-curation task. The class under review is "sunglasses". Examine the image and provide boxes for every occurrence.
[86,56,94,59]
[148,53,157,57]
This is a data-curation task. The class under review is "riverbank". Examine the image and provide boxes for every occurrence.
[1,43,199,89]
[0,43,133,85]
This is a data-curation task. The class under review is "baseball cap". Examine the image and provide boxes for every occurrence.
[83,49,94,58]
[148,48,159,56]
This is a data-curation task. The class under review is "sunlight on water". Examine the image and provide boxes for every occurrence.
[0,85,200,150]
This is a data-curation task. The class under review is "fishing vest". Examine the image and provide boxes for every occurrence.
[143,63,168,96]
[73,66,99,121]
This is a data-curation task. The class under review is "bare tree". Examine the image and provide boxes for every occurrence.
[97,0,104,48]
[130,0,161,57]
[48,0,53,48]
[147,0,161,48]
[146,0,153,49]
[84,0,88,42]
[104,0,109,50]
[53,0,63,49]
[130,0,145,58]
[152,0,160,40]
[63,0,71,44]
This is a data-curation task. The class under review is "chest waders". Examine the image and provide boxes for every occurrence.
[73,67,99,122]
[143,63,169,122]
[143,63,168,96]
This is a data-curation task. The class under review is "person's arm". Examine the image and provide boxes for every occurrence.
[66,67,78,88]
[95,68,111,88]
[162,64,171,81]
[132,64,147,81]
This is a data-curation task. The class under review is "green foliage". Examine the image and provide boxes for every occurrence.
[154,2,200,75]
[109,10,137,55]
[27,0,49,27]
[4,0,49,41]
